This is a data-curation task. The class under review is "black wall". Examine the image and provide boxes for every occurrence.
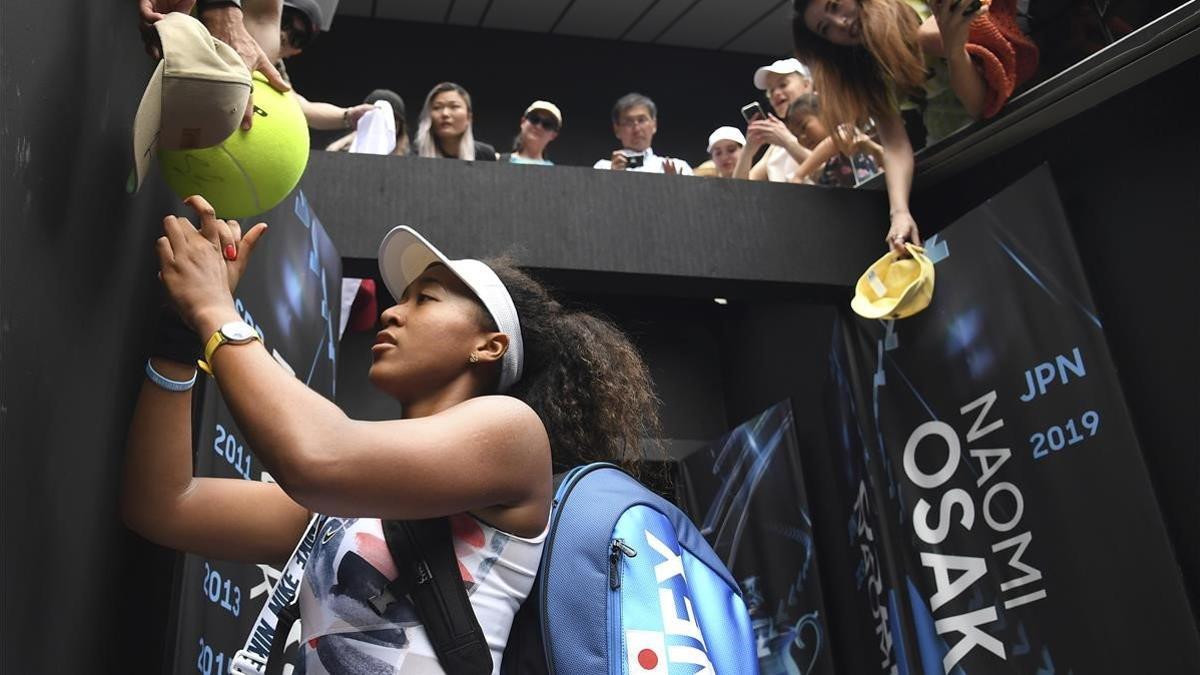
[912,57,1200,614]
[1,1,183,672]
[295,150,888,290]
[285,16,778,168]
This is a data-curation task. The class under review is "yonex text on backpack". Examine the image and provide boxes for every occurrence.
[498,462,759,674]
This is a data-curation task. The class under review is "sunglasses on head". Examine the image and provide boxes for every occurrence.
[282,11,315,49]
[525,112,559,132]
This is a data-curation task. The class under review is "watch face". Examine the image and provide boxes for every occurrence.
[221,321,256,342]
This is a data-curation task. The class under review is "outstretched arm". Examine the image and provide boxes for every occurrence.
[789,136,839,184]
[876,112,922,253]
[123,198,307,565]
[295,91,375,131]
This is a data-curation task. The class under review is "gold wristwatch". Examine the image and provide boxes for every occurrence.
[198,320,261,375]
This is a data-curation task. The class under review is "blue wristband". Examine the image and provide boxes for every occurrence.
[145,358,198,392]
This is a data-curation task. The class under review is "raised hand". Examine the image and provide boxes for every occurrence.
[157,195,267,330]
[747,115,794,149]
[137,0,197,58]
[931,0,987,55]
[197,4,290,130]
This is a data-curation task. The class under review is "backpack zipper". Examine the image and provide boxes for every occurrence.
[608,538,637,675]
[608,571,622,675]
[608,538,638,590]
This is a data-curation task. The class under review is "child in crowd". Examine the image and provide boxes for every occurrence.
[785,95,881,187]
[705,126,746,179]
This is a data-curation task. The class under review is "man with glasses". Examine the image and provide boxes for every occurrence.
[594,93,692,175]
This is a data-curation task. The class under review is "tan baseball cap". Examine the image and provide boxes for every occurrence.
[130,12,251,192]
[524,100,563,127]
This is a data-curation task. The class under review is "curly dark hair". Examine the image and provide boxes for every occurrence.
[477,258,662,474]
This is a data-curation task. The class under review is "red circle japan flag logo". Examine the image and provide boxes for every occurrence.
[626,629,668,674]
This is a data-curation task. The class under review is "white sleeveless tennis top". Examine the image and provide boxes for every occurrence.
[297,513,546,674]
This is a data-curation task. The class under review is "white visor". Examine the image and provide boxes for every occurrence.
[378,226,525,392]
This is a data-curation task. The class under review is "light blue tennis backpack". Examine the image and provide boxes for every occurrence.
[244,463,758,675]
[499,462,760,674]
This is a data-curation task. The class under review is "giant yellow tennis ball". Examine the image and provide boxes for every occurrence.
[159,72,309,219]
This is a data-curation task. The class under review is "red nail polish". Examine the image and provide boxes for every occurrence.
[224,244,237,261]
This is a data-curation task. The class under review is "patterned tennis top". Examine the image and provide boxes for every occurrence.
[297,513,546,674]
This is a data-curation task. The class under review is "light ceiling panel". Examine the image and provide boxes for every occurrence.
[373,0,452,23]
[446,0,492,26]
[655,0,779,50]
[335,0,375,17]
[621,0,695,42]
[483,0,574,33]
[721,1,792,56]
[553,0,653,40]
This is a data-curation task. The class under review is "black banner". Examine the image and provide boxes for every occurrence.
[679,401,836,675]
[821,166,1200,673]
[172,189,341,674]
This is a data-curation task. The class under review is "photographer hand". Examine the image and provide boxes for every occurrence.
[609,150,629,171]
[932,0,986,55]
[747,116,794,149]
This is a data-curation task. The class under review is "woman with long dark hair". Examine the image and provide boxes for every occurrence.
[789,0,1037,252]
[122,196,659,673]
[414,81,497,161]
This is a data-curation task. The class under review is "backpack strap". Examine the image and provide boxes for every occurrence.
[499,471,570,674]
[381,518,494,675]
[263,601,301,675]
[498,576,547,675]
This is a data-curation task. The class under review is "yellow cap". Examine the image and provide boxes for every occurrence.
[850,243,935,319]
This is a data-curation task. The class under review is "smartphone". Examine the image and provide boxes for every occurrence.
[623,153,645,169]
[741,101,766,123]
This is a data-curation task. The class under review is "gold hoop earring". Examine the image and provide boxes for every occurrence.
[468,353,479,364]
